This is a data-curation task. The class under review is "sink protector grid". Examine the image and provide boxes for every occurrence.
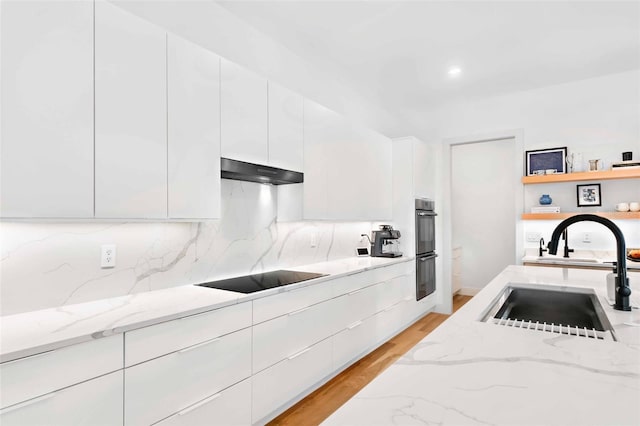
[479,283,616,341]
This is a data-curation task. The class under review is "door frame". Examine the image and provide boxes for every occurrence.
[435,129,524,315]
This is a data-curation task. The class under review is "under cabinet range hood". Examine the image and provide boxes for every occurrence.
[220,158,303,185]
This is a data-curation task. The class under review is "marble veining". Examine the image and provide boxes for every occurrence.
[323,266,640,426]
[0,180,382,315]
[0,255,411,362]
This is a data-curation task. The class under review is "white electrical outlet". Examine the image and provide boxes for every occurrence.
[310,232,318,248]
[583,233,591,243]
[101,244,117,268]
[526,232,542,242]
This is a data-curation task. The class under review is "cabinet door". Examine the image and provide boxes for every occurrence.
[220,59,268,164]
[0,0,93,218]
[268,82,303,171]
[125,328,251,426]
[155,379,251,426]
[94,0,167,218]
[301,99,335,219]
[167,35,221,219]
[0,371,123,426]
[252,337,333,424]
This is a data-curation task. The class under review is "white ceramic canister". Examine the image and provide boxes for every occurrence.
[629,202,640,212]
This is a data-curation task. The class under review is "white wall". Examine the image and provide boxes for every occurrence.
[428,69,640,295]
[0,180,376,315]
[109,0,400,138]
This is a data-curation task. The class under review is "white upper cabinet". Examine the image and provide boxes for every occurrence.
[303,99,392,221]
[167,35,221,219]
[0,0,93,218]
[220,59,268,165]
[268,82,304,172]
[94,0,167,219]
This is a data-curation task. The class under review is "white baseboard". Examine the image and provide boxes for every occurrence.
[455,287,481,296]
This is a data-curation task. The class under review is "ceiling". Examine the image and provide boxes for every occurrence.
[216,1,640,136]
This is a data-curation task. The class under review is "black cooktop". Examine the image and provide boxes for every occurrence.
[196,270,327,294]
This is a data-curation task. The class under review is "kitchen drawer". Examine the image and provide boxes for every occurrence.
[0,335,123,409]
[125,302,251,366]
[378,274,414,310]
[332,270,375,295]
[252,337,333,424]
[336,281,385,331]
[332,314,377,371]
[155,378,251,426]
[125,327,251,426]
[366,262,412,287]
[0,370,123,426]
[252,281,333,324]
[375,298,414,343]
[253,297,342,373]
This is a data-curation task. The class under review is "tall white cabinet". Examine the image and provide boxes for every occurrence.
[0,0,94,218]
[268,82,304,172]
[220,59,268,165]
[303,99,392,221]
[167,35,221,219]
[94,0,167,219]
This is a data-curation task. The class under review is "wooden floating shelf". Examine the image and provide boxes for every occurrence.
[522,212,640,220]
[521,168,640,184]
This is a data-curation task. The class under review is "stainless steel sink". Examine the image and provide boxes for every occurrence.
[480,283,616,341]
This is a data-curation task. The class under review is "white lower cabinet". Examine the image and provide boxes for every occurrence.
[0,371,123,426]
[124,328,251,426]
[253,297,342,373]
[332,314,377,371]
[0,335,123,409]
[252,337,333,424]
[155,379,251,426]
[375,297,414,342]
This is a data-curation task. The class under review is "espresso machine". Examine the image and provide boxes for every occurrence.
[367,225,402,258]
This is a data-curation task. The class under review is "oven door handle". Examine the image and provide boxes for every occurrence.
[417,212,437,216]
[419,254,438,261]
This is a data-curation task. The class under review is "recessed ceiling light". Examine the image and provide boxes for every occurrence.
[448,67,462,77]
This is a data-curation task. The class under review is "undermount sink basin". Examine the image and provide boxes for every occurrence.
[536,256,599,263]
[480,283,615,341]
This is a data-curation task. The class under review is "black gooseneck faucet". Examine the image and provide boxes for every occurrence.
[547,214,631,311]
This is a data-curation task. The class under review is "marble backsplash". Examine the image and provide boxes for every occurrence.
[0,180,386,315]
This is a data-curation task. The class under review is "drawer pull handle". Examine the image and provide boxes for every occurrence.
[384,304,396,312]
[177,392,222,416]
[288,347,311,360]
[3,350,54,365]
[177,338,220,354]
[1,392,57,414]
[347,321,363,330]
[288,306,311,316]
[348,288,366,296]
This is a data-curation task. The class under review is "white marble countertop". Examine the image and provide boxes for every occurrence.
[324,265,640,426]
[522,248,640,270]
[0,256,412,363]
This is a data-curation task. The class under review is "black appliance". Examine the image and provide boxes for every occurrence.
[221,158,303,185]
[195,270,326,294]
[370,225,403,258]
[415,198,437,300]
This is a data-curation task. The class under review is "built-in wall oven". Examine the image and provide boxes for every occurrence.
[415,198,437,300]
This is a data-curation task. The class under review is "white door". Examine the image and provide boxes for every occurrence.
[451,138,516,292]
[167,35,221,219]
[268,82,303,172]
[94,0,167,218]
[0,0,94,218]
[220,59,268,165]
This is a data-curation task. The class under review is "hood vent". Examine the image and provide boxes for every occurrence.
[220,158,303,185]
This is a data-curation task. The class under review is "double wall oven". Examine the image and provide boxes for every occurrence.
[415,198,437,300]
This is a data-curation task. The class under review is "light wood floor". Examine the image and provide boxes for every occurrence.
[268,294,473,426]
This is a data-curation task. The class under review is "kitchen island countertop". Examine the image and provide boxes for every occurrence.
[324,265,640,426]
[0,256,412,363]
